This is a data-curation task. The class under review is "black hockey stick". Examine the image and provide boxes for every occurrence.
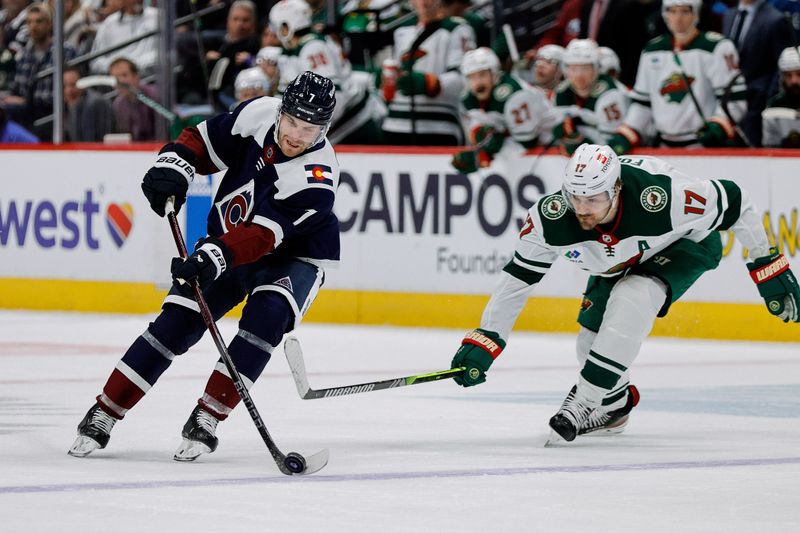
[165,199,328,475]
[284,337,466,399]
[720,72,753,147]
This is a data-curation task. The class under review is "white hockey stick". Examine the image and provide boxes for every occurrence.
[284,337,465,399]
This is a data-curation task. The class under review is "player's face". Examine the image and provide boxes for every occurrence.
[467,70,494,100]
[535,58,559,85]
[278,113,324,157]
[664,6,696,36]
[411,0,440,22]
[783,70,800,94]
[569,191,614,230]
[566,64,596,96]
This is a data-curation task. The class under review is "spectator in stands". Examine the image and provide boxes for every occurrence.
[440,0,491,47]
[306,0,330,34]
[381,0,475,146]
[579,0,663,87]
[723,0,794,146]
[762,47,800,147]
[64,0,98,56]
[63,66,116,142]
[233,66,270,106]
[0,103,38,142]
[204,0,260,110]
[532,0,584,49]
[90,0,158,75]
[0,3,77,142]
[0,0,29,55]
[108,56,157,141]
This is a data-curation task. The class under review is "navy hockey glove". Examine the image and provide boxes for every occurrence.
[170,237,233,295]
[697,121,729,147]
[397,71,441,97]
[142,143,196,217]
[747,249,800,323]
[451,329,505,387]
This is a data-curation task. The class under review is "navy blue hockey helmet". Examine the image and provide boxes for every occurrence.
[280,71,336,126]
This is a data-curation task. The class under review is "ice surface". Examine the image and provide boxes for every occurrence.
[0,310,798,532]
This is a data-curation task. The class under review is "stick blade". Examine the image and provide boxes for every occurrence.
[298,448,329,475]
[283,336,312,398]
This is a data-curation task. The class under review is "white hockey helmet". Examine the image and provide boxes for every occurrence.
[460,47,501,78]
[536,44,565,65]
[662,0,702,17]
[778,47,800,73]
[234,67,271,99]
[562,144,621,209]
[598,46,620,76]
[269,0,312,47]
[563,39,600,69]
[256,46,284,65]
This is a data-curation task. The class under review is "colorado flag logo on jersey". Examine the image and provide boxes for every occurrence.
[304,164,333,187]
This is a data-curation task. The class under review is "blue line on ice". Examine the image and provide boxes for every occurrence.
[2,457,799,494]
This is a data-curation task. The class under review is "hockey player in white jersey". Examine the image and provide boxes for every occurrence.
[531,44,564,96]
[610,0,747,151]
[269,0,383,144]
[380,0,476,145]
[762,47,800,148]
[451,47,554,174]
[69,72,342,460]
[552,39,629,155]
[450,144,799,442]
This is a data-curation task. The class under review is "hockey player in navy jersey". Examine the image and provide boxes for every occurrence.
[69,72,340,461]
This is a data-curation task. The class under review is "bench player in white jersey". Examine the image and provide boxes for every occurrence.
[762,47,800,148]
[451,47,554,174]
[449,144,799,442]
[380,0,476,145]
[69,72,342,460]
[269,0,383,144]
[610,0,747,151]
[552,39,629,155]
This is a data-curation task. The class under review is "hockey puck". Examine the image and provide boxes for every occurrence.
[284,452,306,474]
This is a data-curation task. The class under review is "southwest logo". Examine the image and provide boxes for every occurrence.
[0,189,131,250]
[106,203,134,248]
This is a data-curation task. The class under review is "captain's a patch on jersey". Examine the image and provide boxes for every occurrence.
[305,164,333,186]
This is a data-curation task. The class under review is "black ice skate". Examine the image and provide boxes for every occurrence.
[547,385,596,442]
[68,403,117,457]
[579,384,640,437]
[174,405,220,462]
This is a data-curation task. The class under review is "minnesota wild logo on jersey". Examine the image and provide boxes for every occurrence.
[659,73,695,104]
[505,155,746,283]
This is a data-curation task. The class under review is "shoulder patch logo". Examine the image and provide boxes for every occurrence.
[640,185,668,212]
[541,195,567,220]
[304,164,333,186]
[494,84,512,101]
[274,276,294,293]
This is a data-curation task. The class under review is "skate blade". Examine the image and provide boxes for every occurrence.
[544,429,565,448]
[296,448,329,475]
[173,438,212,462]
[68,435,102,457]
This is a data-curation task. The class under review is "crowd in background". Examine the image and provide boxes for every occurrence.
[1,0,799,154]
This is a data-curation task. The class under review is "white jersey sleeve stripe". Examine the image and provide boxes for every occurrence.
[197,121,228,171]
[252,215,285,248]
